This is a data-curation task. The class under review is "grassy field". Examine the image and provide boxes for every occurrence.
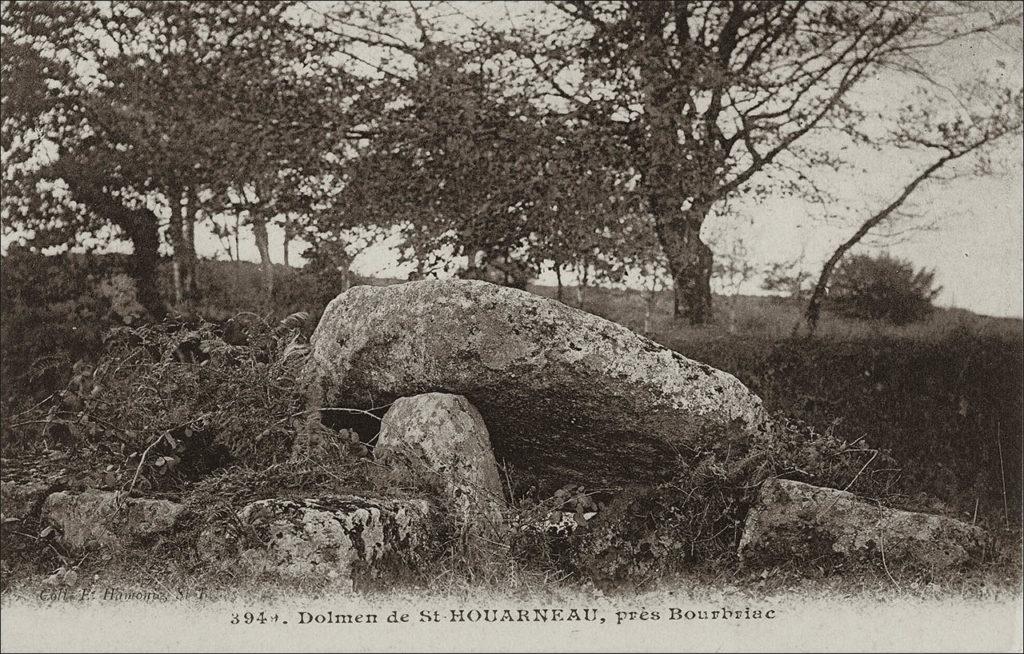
[541,283,1023,520]
[1,254,1021,600]
[2,254,1021,517]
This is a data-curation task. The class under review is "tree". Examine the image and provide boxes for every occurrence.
[801,83,1023,334]
[203,14,373,308]
[712,238,757,334]
[762,255,814,302]
[337,35,608,285]
[2,1,360,311]
[1,15,168,317]
[488,1,1021,323]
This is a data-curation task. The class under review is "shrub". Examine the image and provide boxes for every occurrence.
[0,247,142,419]
[518,415,900,584]
[829,253,940,325]
[4,313,341,492]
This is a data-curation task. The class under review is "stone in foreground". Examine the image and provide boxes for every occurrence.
[303,280,767,491]
[1,480,51,522]
[42,489,183,551]
[198,496,435,587]
[375,393,508,543]
[738,479,985,570]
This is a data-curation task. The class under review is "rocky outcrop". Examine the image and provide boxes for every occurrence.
[41,489,183,551]
[738,479,986,570]
[375,393,508,544]
[303,280,767,492]
[1,480,51,522]
[197,496,436,587]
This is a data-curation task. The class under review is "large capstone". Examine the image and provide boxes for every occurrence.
[738,479,986,570]
[375,393,508,545]
[302,280,767,493]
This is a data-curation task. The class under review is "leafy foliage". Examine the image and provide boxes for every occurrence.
[1,1,370,310]
[829,253,941,325]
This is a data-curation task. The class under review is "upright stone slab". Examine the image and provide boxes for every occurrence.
[303,280,767,492]
[375,393,507,543]
[738,479,986,570]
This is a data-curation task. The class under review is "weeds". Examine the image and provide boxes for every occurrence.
[3,313,317,493]
[1,261,1020,594]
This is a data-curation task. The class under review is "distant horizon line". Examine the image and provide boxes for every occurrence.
[3,247,1022,322]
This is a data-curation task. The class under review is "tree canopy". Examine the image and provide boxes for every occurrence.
[2,1,1021,321]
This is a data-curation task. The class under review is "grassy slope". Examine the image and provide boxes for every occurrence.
[1,256,1022,599]
[2,254,1021,517]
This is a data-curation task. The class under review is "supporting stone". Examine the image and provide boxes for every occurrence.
[197,496,436,587]
[42,489,183,551]
[375,393,508,546]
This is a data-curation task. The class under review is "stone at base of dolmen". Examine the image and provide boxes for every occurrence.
[739,479,985,570]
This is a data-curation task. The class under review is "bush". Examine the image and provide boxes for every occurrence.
[829,253,940,325]
[0,247,144,421]
[3,313,348,492]
[511,415,900,584]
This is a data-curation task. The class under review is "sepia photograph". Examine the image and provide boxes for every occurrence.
[0,1,1022,651]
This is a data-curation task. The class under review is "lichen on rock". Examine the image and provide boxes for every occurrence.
[1,480,51,522]
[738,479,986,570]
[198,496,437,587]
[41,489,183,551]
[301,279,768,494]
[374,393,508,546]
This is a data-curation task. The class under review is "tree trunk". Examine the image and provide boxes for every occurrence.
[183,186,199,303]
[643,288,656,335]
[803,252,844,337]
[168,185,199,307]
[121,214,166,320]
[802,152,961,336]
[409,256,426,281]
[638,2,715,324]
[655,213,714,325]
[554,263,564,303]
[47,160,167,318]
[282,212,292,267]
[252,212,274,309]
[575,263,588,309]
[168,199,183,306]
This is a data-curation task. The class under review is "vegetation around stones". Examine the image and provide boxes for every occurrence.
[2,257,1019,596]
[1,3,1020,617]
[5,314,313,484]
